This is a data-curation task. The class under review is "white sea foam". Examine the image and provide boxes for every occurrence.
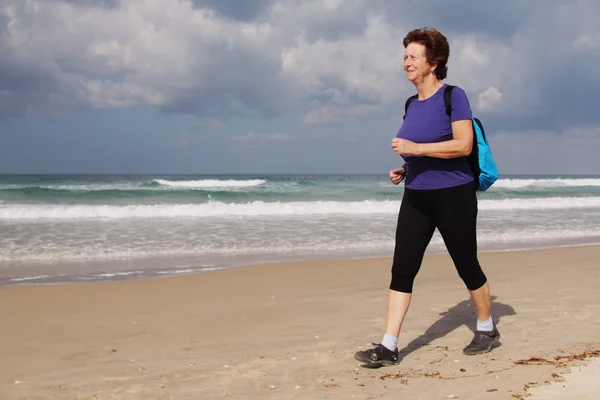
[1,177,598,193]
[155,267,224,275]
[478,197,600,210]
[2,227,600,263]
[1,197,599,220]
[494,178,600,189]
[0,179,267,192]
[153,179,266,188]
[95,271,143,278]
[9,275,51,282]
[4,267,226,284]
[0,183,141,191]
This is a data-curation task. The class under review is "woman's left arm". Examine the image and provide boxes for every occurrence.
[391,119,474,159]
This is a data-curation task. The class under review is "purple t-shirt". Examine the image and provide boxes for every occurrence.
[395,84,474,190]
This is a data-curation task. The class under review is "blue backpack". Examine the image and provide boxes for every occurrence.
[403,85,499,191]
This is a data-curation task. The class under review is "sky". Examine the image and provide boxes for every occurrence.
[0,0,599,175]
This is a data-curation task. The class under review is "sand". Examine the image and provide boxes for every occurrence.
[1,245,600,399]
[526,357,600,400]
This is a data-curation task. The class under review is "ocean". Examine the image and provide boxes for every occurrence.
[1,174,600,286]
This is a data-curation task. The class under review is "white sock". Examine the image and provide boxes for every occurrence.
[477,316,494,332]
[381,333,398,351]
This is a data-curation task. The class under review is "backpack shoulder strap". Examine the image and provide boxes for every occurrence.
[443,85,455,118]
[473,117,488,143]
[403,94,418,121]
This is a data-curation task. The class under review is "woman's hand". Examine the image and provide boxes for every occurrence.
[389,165,406,185]
[391,138,421,156]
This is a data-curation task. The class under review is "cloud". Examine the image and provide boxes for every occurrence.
[491,124,600,174]
[477,86,502,112]
[1,0,293,120]
[184,116,226,130]
[367,0,534,39]
[0,0,599,137]
[282,14,410,124]
[66,0,121,8]
[190,0,275,21]
[230,132,293,143]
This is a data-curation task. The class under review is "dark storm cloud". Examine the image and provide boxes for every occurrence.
[471,0,600,133]
[64,0,121,9]
[189,0,275,21]
[370,0,533,39]
[0,8,9,37]
[0,27,88,120]
[160,59,295,120]
[0,0,599,134]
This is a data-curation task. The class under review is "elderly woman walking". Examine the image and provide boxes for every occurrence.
[354,27,500,367]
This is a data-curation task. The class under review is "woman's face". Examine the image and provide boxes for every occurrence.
[404,42,434,83]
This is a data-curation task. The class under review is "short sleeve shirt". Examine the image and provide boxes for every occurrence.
[395,84,475,190]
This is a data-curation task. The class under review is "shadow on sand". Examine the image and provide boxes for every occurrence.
[397,296,517,362]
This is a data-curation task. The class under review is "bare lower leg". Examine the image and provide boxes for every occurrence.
[384,289,412,336]
[468,281,491,322]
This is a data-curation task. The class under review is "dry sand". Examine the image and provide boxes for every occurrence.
[526,357,600,400]
[1,245,600,400]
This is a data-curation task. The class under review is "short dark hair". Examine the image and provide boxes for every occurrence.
[403,28,450,80]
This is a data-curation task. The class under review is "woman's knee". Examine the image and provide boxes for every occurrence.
[459,265,487,291]
[390,263,418,293]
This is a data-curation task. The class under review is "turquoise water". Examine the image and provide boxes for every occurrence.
[2,174,600,285]
[2,174,600,204]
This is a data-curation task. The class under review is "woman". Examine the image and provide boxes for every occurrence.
[354,28,500,367]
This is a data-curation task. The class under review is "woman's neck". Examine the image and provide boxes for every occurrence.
[414,76,443,100]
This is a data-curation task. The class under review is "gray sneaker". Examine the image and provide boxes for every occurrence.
[354,343,399,367]
[463,326,501,355]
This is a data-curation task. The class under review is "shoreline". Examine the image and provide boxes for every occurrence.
[3,239,600,288]
[2,244,600,399]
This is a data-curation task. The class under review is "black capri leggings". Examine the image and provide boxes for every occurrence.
[390,180,487,293]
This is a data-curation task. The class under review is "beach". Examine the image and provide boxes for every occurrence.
[2,245,600,399]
